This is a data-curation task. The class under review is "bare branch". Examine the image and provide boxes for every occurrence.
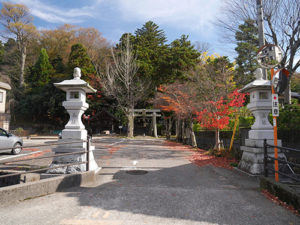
[100,34,152,114]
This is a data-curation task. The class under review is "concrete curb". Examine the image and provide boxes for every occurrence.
[260,176,300,211]
[0,171,96,206]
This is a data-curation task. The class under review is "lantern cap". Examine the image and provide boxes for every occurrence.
[54,67,96,93]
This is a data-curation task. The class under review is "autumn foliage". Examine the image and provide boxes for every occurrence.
[157,83,197,119]
[196,89,247,130]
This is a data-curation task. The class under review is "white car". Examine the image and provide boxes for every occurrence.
[0,128,23,155]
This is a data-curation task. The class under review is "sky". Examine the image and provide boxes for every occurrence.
[2,0,235,58]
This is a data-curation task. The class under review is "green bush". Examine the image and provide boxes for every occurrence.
[239,116,254,128]
[277,100,300,129]
[15,127,24,136]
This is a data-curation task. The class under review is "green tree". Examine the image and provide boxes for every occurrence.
[291,73,300,94]
[134,21,169,87]
[28,48,53,87]
[169,35,200,81]
[51,55,66,73]
[129,21,200,94]
[278,100,300,130]
[234,19,259,86]
[68,43,95,80]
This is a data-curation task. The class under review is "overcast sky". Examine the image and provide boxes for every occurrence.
[4,0,234,58]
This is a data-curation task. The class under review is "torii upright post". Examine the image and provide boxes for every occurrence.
[133,109,161,137]
[153,112,158,138]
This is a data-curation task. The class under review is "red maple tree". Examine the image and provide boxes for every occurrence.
[196,89,246,150]
[155,82,198,146]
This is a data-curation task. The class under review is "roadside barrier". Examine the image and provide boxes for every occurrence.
[263,139,300,182]
[0,137,92,184]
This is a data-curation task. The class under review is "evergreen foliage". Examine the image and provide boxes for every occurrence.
[277,100,300,130]
[68,43,95,79]
[169,35,200,81]
[51,55,66,73]
[134,21,169,87]
[291,73,300,93]
[28,48,53,88]
[234,19,259,86]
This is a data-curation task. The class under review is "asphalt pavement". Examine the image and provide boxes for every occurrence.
[0,136,299,225]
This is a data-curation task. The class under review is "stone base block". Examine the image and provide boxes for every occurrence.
[244,139,282,148]
[238,146,285,175]
[48,144,99,174]
[62,129,87,139]
[48,153,86,174]
[249,129,274,140]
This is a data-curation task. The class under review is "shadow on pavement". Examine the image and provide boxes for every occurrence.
[60,163,299,225]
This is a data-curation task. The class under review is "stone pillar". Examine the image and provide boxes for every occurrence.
[48,68,99,174]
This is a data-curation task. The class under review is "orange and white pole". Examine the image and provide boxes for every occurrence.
[271,68,279,182]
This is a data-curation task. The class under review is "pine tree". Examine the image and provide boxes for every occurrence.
[134,21,169,87]
[234,19,259,86]
[29,48,53,87]
[51,55,65,73]
[68,43,95,79]
[169,35,200,81]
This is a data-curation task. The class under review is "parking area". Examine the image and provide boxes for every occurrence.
[0,136,299,225]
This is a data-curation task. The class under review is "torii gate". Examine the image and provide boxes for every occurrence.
[132,109,161,137]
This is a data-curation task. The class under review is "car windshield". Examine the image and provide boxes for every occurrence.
[0,128,7,136]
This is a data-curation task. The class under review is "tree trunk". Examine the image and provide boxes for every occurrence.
[166,117,172,140]
[176,119,181,142]
[189,121,197,148]
[181,120,185,143]
[20,46,26,88]
[215,128,220,151]
[284,81,291,104]
[127,111,134,138]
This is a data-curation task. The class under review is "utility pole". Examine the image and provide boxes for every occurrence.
[256,0,267,80]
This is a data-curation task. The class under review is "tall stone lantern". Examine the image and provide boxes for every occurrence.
[48,68,99,174]
[238,68,283,174]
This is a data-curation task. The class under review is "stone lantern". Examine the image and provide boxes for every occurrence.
[238,68,283,174]
[48,68,99,174]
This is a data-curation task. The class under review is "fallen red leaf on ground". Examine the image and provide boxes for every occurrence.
[164,140,237,170]
[18,149,51,160]
[22,148,39,152]
[261,189,300,216]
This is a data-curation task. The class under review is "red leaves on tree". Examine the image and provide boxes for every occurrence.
[85,73,102,101]
[155,83,197,119]
[196,89,247,130]
[196,97,230,130]
[228,89,247,108]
